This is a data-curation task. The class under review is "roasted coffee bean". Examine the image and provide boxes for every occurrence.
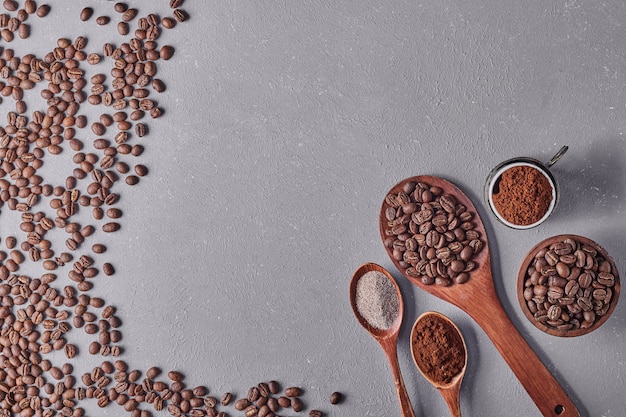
[91,122,106,135]
[121,8,137,22]
[96,16,110,25]
[80,7,93,21]
[36,4,50,17]
[160,45,175,60]
[162,16,176,29]
[291,397,304,412]
[102,222,120,233]
[220,392,232,406]
[135,122,147,137]
[235,399,250,411]
[103,263,115,276]
[329,391,343,404]
[284,386,302,397]
[173,9,188,22]
[248,387,260,402]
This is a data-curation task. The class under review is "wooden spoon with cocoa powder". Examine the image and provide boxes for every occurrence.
[411,312,467,417]
[379,175,581,417]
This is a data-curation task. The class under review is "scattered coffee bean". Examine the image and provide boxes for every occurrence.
[103,263,115,276]
[114,2,128,13]
[96,15,110,25]
[102,222,121,233]
[117,21,129,35]
[330,391,343,404]
[173,8,187,22]
[285,386,302,397]
[162,16,176,29]
[160,45,175,60]
[291,397,304,412]
[80,6,93,21]
[221,392,233,406]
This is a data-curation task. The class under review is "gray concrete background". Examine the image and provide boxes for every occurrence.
[9,1,626,416]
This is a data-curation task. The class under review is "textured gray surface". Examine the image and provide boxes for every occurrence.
[13,1,626,416]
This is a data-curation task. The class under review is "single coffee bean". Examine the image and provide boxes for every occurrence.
[329,391,343,404]
[135,123,147,137]
[102,222,120,233]
[160,45,175,60]
[80,7,93,21]
[106,208,123,219]
[111,2,127,12]
[91,122,106,135]
[220,392,232,406]
[133,164,148,177]
[284,387,302,397]
[267,380,280,394]
[103,263,115,276]
[96,16,110,25]
[235,399,249,411]
[117,21,129,36]
[173,9,187,22]
[17,23,29,39]
[291,397,303,412]
[121,7,137,21]
[162,16,176,29]
[3,0,17,12]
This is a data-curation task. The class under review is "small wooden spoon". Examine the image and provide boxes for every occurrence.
[410,312,467,417]
[380,175,581,417]
[350,262,416,417]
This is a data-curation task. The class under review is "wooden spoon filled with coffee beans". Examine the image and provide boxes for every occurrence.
[380,175,581,417]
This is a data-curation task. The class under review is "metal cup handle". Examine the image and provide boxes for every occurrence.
[545,146,569,168]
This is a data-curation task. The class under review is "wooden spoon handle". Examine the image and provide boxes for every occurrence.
[438,385,462,417]
[381,338,416,417]
[472,305,580,417]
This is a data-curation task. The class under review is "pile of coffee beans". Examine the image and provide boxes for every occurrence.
[0,2,342,416]
[382,180,484,286]
[521,236,619,333]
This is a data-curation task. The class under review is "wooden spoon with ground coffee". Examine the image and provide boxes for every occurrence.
[411,312,467,417]
[379,175,580,417]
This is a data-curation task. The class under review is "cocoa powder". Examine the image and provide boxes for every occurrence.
[492,165,553,226]
[412,314,465,385]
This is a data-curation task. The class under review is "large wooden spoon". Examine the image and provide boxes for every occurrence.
[379,175,581,417]
[350,262,416,417]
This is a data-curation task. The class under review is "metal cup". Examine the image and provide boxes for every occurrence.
[484,146,568,229]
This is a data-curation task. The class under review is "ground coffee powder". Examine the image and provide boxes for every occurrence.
[411,314,465,385]
[492,165,553,226]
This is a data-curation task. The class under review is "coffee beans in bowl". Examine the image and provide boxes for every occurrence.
[517,234,620,337]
